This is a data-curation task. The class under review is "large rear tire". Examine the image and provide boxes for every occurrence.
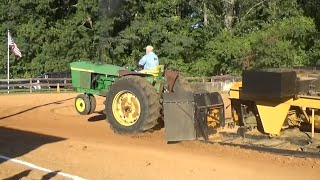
[105,76,161,134]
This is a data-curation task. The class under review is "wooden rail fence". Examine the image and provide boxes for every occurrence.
[0,75,240,94]
[185,75,241,82]
[0,78,72,93]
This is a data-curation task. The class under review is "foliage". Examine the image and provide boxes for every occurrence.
[0,0,320,78]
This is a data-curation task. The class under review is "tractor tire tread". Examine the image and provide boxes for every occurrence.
[105,76,161,134]
[88,94,96,114]
[75,94,91,115]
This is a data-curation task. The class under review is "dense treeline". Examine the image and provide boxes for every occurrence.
[0,0,320,78]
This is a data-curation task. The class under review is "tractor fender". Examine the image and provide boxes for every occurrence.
[118,70,150,77]
[164,70,179,92]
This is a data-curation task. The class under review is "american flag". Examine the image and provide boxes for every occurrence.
[8,32,22,58]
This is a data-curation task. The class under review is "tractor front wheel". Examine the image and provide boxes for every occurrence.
[75,94,96,115]
[88,94,96,114]
[105,76,161,134]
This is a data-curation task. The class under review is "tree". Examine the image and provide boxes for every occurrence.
[0,0,99,78]
[0,0,320,78]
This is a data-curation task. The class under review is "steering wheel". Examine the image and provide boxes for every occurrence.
[123,64,130,69]
[136,65,143,71]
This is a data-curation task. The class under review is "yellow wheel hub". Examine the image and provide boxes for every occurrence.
[76,98,86,112]
[112,90,141,126]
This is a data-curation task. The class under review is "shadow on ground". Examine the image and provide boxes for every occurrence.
[0,127,66,164]
[0,98,74,120]
[0,127,67,179]
[88,111,106,122]
[2,169,32,180]
[2,169,63,180]
[87,111,165,132]
[41,170,62,180]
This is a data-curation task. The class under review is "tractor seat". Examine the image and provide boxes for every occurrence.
[142,65,164,77]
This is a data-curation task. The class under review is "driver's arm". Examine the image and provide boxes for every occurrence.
[139,55,148,67]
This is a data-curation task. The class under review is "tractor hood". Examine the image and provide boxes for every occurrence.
[70,61,125,76]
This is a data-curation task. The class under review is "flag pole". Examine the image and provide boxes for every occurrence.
[7,30,10,93]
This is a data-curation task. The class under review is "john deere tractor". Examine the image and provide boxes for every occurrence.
[70,61,320,155]
[70,61,225,141]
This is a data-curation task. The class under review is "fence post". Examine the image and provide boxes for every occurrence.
[64,78,67,92]
[57,83,60,93]
[29,78,32,93]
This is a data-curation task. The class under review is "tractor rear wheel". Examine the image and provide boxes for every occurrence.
[105,76,161,134]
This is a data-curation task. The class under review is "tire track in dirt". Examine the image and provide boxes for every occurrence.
[0,93,320,180]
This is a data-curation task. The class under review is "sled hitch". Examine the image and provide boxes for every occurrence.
[163,91,225,142]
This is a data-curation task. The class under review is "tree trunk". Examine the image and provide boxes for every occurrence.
[203,2,208,26]
[224,0,236,29]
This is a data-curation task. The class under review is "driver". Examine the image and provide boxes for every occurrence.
[138,45,159,71]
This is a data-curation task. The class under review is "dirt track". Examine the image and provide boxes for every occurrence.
[0,93,320,180]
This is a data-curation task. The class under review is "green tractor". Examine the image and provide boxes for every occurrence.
[70,61,225,141]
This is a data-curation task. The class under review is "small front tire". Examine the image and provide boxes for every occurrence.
[75,94,91,115]
[88,94,96,114]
